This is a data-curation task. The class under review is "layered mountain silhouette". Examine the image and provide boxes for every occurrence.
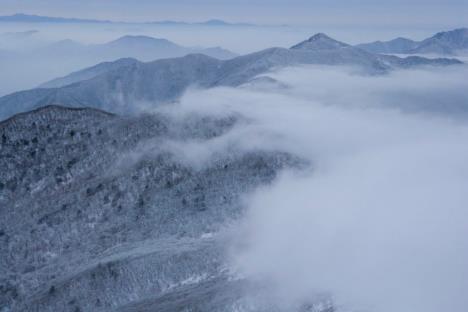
[0,34,237,96]
[291,33,350,50]
[31,35,237,62]
[0,13,113,23]
[0,33,461,121]
[0,30,42,50]
[0,13,255,27]
[357,28,468,55]
[0,30,39,40]
[356,37,419,54]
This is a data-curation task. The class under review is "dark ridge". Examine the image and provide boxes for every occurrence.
[0,105,114,128]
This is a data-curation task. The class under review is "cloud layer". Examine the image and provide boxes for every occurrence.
[161,64,468,312]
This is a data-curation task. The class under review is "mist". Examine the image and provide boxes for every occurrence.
[0,23,303,96]
[1,15,468,311]
[153,64,468,312]
[0,20,458,96]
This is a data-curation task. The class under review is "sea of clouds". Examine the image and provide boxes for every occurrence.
[156,64,468,312]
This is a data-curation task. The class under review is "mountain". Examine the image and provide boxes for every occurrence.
[35,39,86,57]
[36,46,233,90]
[0,33,462,120]
[104,35,180,50]
[356,37,420,54]
[39,58,139,89]
[0,104,305,311]
[0,30,42,50]
[28,35,237,63]
[0,30,39,39]
[197,46,238,59]
[202,19,238,26]
[0,13,111,23]
[413,28,468,54]
[291,33,350,50]
[357,28,468,55]
[92,35,237,61]
[199,19,254,26]
[0,34,237,96]
[151,19,254,27]
[0,13,256,27]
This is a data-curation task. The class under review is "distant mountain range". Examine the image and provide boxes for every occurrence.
[0,34,237,97]
[0,13,255,26]
[357,28,468,55]
[32,35,237,62]
[0,33,461,120]
[0,30,42,49]
[150,19,255,27]
[0,29,39,39]
[0,13,113,23]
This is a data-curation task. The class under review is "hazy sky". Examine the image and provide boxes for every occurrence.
[0,0,467,28]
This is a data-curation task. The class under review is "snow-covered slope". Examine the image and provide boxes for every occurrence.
[291,33,350,50]
[356,37,420,54]
[0,33,462,120]
[413,28,468,55]
[357,28,468,55]
[39,58,140,89]
[0,105,304,311]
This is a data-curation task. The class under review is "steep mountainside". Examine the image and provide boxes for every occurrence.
[413,28,468,54]
[0,105,308,311]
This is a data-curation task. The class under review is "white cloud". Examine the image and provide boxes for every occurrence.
[159,64,468,312]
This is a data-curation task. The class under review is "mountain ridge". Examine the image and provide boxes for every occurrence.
[0,33,462,120]
[357,28,468,55]
[0,13,256,27]
[291,33,350,50]
[0,104,301,311]
[33,35,238,62]
[0,13,113,24]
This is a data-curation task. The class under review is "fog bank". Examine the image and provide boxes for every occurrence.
[160,64,468,312]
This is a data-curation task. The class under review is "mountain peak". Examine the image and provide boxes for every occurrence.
[106,35,177,48]
[203,19,228,25]
[414,28,468,54]
[111,35,169,43]
[309,33,333,40]
[434,28,468,38]
[291,33,349,50]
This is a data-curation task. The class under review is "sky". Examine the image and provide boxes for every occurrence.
[0,0,467,28]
